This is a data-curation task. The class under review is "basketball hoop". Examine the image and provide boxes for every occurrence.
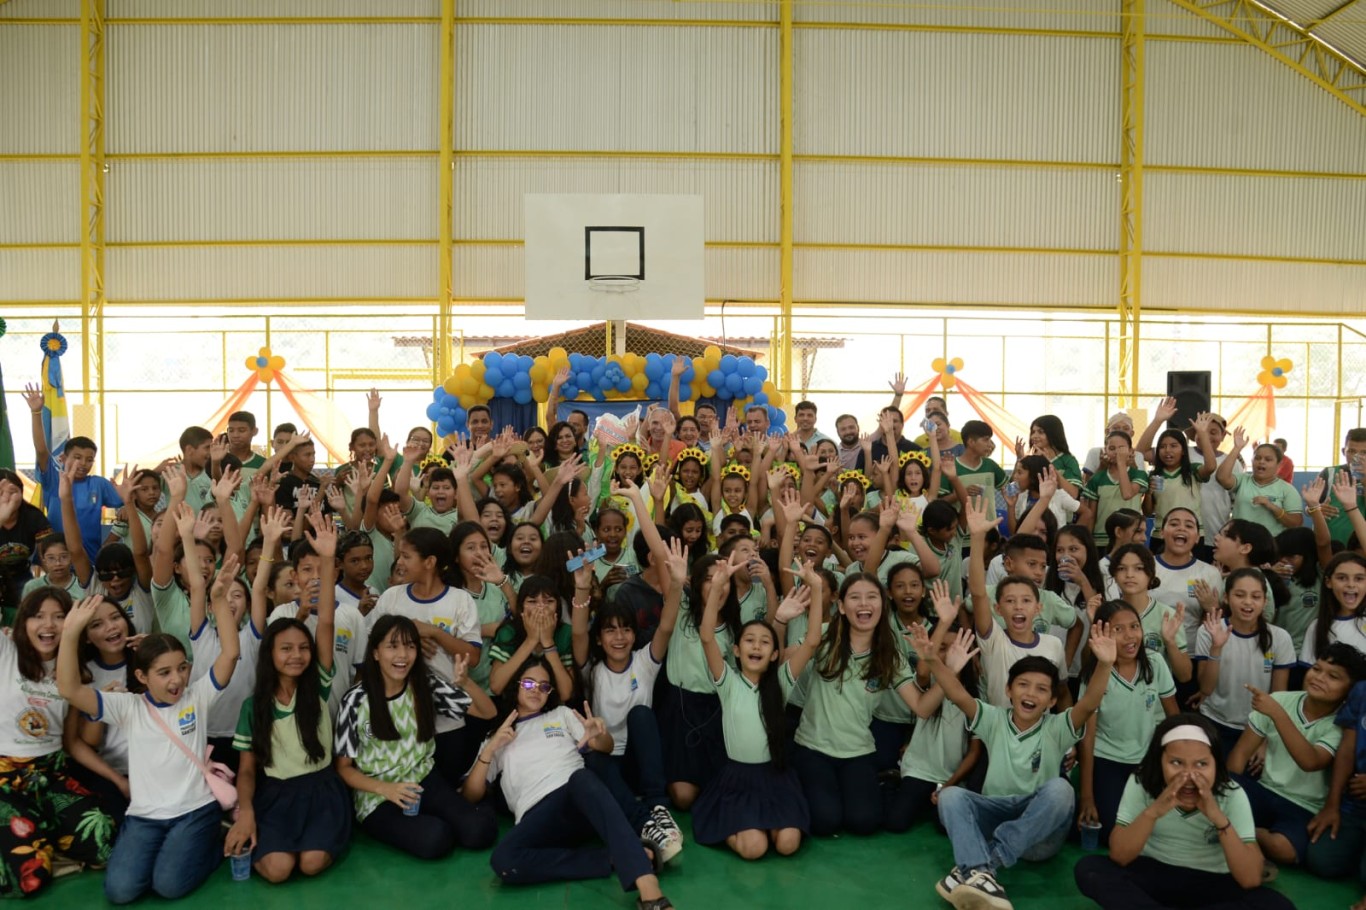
[587,275,641,294]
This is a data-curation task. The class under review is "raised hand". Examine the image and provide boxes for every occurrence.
[551,365,571,388]
[306,510,337,558]
[57,459,76,497]
[1302,475,1326,508]
[1333,468,1359,506]
[1203,611,1230,649]
[210,434,229,463]
[964,495,1001,537]
[453,652,470,685]
[895,502,921,537]
[171,500,196,537]
[59,595,106,640]
[21,382,44,412]
[212,466,241,501]
[1161,603,1185,644]
[1088,621,1117,664]
[1230,426,1248,452]
[777,487,805,524]
[888,372,907,396]
[1244,684,1280,718]
[944,627,980,673]
[367,387,382,412]
[211,553,241,603]
[1154,397,1179,423]
[928,579,959,624]
[665,537,689,587]
[572,702,607,750]
[164,463,188,499]
[376,433,396,462]
[1038,465,1058,500]
[260,505,292,544]
[878,499,899,530]
[906,622,934,662]
[647,465,671,501]
[483,711,518,758]
[774,584,812,624]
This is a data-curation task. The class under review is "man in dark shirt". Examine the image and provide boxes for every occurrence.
[855,406,922,471]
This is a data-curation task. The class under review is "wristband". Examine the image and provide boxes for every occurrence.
[572,599,591,610]
[478,756,491,764]
[495,575,510,586]
[1215,820,1233,834]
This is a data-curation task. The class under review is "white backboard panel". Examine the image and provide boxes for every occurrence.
[524,193,704,320]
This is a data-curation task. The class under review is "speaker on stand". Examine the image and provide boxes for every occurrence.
[1166,371,1212,429]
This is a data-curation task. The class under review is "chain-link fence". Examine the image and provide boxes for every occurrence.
[3,307,1363,473]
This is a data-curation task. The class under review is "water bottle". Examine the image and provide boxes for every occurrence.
[1151,475,1164,494]
[1005,481,1020,498]
[923,419,937,434]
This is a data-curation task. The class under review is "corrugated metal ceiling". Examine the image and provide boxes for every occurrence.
[1257,0,1366,69]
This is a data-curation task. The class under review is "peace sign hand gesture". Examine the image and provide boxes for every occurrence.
[481,711,519,761]
[573,702,607,751]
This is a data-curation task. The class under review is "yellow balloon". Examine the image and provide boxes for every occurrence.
[478,383,494,400]
[770,391,784,407]
[704,345,722,363]
[471,360,486,380]
[442,376,460,395]
[549,346,568,363]
[631,373,648,392]
[458,394,475,409]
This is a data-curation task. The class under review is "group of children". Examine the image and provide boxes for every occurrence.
[4,377,1366,910]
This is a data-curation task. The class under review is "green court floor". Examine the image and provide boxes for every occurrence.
[51,815,1349,909]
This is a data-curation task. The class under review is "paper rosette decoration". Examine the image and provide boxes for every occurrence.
[246,346,286,383]
[1256,356,1292,389]
[39,332,67,358]
[932,356,963,389]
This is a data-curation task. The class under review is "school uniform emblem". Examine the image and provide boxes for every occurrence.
[178,704,197,735]
[1144,632,1162,651]
[16,709,47,739]
[542,721,567,739]
[335,629,352,654]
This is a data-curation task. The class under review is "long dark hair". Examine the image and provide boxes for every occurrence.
[1083,600,1155,685]
[476,496,513,549]
[667,503,709,565]
[1274,528,1320,588]
[583,601,638,708]
[687,554,741,640]
[1314,551,1366,659]
[448,521,493,589]
[402,527,461,588]
[76,600,138,691]
[1136,713,1231,799]
[251,618,326,768]
[13,586,72,682]
[815,572,901,689]
[534,531,588,606]
[358,615,437,742]
[738,618,790,770]
[1030,415,1071,455]
[1222,567,1274,653]
[1219,519,1289,608]
[498,654,563,724]
[496,575,563,658]
[490,463,534,509]
[543,421,577,469]
[1152,429,1196,489]
[548,480,584,534]
[1045,525,1105,607]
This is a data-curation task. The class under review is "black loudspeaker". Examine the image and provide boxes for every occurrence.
[1166,371,1211,429]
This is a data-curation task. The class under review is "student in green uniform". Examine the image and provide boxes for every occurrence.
[1110,543,1193,685]
[149,465,215,649]
[1079,431,1149,551]
[1228,644,1366,870]
[1022,415,1083,503]
[790,572,948,837]
[1147,426,1215,555]
[448,522,515,692]
[487,576,577,703]
[913,618,1115,910]
[1074,713,1292,910]
[1217,428,1304,539]
[691,555,824,859]
[939,420,1007,542]
[1077,600,1178,846]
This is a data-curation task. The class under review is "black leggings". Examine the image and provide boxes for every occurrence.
[359,770,497,859]
[791,745,883,836]
[1074,855,1294,910]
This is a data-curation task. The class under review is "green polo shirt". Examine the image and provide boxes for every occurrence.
[795,651,913,759]
[1080,659,1176,764]
[1116,777,1256,874]
[969,700,1084,797]
[1247,690,1342,812]
[713,663,794,764]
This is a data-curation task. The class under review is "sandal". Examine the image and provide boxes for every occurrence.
[637,897,674,910]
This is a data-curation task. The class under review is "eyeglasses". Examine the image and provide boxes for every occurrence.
[96,569,131,582]
[517,679,553,694]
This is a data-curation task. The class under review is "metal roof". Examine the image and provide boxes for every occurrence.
[1258,0,1366,69]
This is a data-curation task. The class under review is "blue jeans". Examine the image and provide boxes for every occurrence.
[104,801,223,904]
[938,777,1074,874]
[585,704,668,830]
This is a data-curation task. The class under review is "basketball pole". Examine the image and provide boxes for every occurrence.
[776,0,795,407]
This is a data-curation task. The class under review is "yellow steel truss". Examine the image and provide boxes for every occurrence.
[1118,0,1146,410]
[436,0,456,387]
[1166,0,1366,115]
[776,0,795,401]
[79,0,107,471]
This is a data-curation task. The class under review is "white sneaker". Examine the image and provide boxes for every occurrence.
[948,869,1013,910]
[641,807,683,864]
[934,866,967,902]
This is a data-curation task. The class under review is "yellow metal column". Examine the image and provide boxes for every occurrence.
[1118,0,1145,407]
[775,0,794,399]
[79,0,107,470]
[436,0,456,383]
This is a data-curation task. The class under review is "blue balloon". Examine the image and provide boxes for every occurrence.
[431,386,445,402]
[484,367,504,386]
[561,383,578,400]
[719,354,737,373]
[425,402,443,421]
[769,406,786,427]
[681,368,695,384]
[484,351,503,371]
[451,406,467,424]
[498,380,515,398]
[678,384,692,401]
[644,361,663,381]
[743,376,762,396]
[513,372,531,389]
[513,388,533,405]
[752,392,768,406]
[707,369,726,389]
[726,373,743,393]
[575,370,591,389]
[737,358,755,378]
[590,365,606,382]
[436,416,456,436]
[754,365,768,382]
[645,381,662,399]
[440,392,458,409]
[590,387,606,402]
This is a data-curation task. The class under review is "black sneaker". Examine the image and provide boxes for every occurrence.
[948,869,1012,910]
[637,897,674,910]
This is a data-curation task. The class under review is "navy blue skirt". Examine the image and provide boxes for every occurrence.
[691,759,810,845]
[660,685,727,788]
[252,767,352,860]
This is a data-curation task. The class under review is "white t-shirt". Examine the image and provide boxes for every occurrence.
[334,581,379,614]
[86,658,131,773]
[0,636,65,759]
[588,646,663,756]
[1153,555,1224,653]
[1300,615,1366,664]
[267,601,368,716]
[1190,450,1241,546]
[1194,624,1296,727]
[88,580,155,640]
[189,619,261,738]
[977,625,1067,709]
[96,674,224,819]
[367,584,481,733]
[485,706,587,823]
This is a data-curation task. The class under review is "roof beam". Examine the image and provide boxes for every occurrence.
[1165,0,1366,114]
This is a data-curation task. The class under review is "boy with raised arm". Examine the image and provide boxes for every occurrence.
[912,596,1117,910]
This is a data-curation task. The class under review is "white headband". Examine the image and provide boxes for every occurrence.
[1160,725,1212,748]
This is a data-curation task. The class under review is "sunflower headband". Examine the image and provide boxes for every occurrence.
[420,453,448,471]
[899,450,932,470]
[775,462,802,483]
[642,452,661,472]
[676,446,709,468]
[838,469,871,491]
[721,462,751,482]
[613,442,646,464]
